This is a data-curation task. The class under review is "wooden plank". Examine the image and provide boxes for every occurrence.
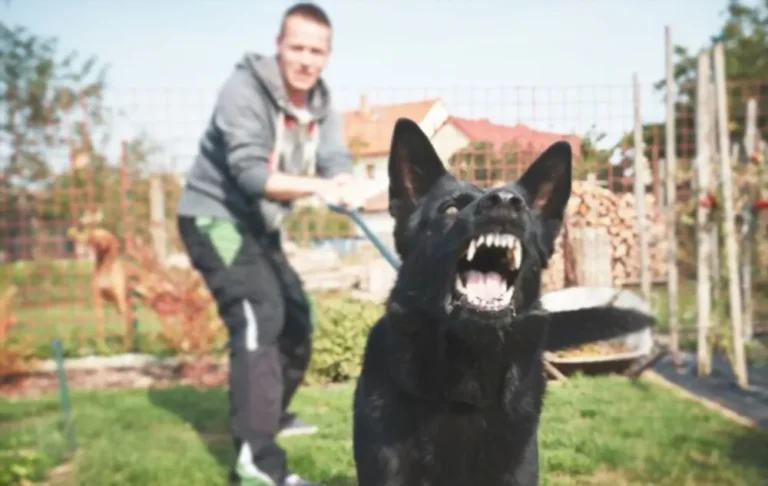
[712,41,749,388]
[741,98,758,342]
[572,227,612,287]
[695,49,714,377]
[664,26,680,365]
[641,370,758,429]
[632,73,652,302]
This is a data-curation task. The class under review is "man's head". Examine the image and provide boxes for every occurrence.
[276,2,332,96]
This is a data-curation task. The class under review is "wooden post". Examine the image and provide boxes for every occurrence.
[708,78,722,291]
[741,99,757,342]
[758,140,768,279]
[695,49,713,376]
[572,227,613,287]
[633,73,652,302]
[150,174,168,261]
[664,26,680,365]
[712,41,749,389]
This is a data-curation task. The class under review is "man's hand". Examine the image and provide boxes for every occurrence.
[314,175,370,210]
[328,173,366,209]
[329,173,354,185]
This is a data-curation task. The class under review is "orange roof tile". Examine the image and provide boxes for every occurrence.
[447,117,582,158]
[344,97,439,158]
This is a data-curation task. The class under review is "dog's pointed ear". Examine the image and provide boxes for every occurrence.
[388,118,448,219]
[517,140,572,227]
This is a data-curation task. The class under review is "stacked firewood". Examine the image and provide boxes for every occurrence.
[613,192,667,286]
[542,181,667,290]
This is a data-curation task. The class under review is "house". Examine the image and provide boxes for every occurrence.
[431,116,583,173]
[343,96,450,182]
[343,106,583,256]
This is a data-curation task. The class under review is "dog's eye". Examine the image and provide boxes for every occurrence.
[443,205,459,216]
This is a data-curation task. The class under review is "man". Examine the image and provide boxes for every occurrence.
[176,3,358,485]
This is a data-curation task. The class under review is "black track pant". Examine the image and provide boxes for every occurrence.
[178,216,313,485]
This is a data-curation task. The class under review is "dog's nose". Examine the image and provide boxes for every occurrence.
[477,190,524,212]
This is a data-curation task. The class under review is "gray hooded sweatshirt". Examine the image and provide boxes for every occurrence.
[177,53,353,232]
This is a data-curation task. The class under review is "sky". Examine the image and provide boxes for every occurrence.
[3,0,744,173]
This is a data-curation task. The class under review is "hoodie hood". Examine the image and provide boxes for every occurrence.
[239,52,331,121]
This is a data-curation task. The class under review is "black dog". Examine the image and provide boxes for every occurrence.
[352,118,656,486]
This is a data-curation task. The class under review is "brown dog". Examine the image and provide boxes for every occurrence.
[68,210,135,343]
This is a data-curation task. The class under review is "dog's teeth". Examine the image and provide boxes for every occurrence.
[467,240,477,261]
[455,275,466,293]
[507,242,517,268]
[512,240,522,267]
[503,285,515,305]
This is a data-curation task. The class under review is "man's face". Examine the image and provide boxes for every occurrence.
[277,15,331,94]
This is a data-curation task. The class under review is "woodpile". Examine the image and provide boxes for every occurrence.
[542,180,667,291]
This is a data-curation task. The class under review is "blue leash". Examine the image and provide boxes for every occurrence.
[326,203,402,270]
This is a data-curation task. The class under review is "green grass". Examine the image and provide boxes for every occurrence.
[7,303,180,360]
[13,303,163,342]
[1,376,766,486]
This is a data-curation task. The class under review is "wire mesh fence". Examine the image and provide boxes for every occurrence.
[1,81,768,380]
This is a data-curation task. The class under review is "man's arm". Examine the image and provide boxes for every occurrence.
[315,109,354,179]
[215,71,331,202]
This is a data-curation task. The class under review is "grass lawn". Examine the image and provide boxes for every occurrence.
[1,375,767,486]
[8,303,176,359]
[13,303,163,339]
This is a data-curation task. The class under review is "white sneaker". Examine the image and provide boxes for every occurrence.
[277,413,318,438]
[283,473,321,486]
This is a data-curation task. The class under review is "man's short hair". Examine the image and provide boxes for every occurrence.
[280,2,332,35]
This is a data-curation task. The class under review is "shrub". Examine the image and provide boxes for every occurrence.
[305,293,383,384]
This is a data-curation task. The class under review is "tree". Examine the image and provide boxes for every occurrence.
[659,1,768,95]
[605,1,768,172]
[0,22,109,187]
[0,22,111,259]
[651,0,768,158]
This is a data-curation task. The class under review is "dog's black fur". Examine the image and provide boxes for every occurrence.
[352,118,657,486]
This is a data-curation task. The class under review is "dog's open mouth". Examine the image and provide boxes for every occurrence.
[453,232,522,313]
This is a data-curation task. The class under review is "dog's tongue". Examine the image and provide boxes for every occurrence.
[465,270,505,299]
